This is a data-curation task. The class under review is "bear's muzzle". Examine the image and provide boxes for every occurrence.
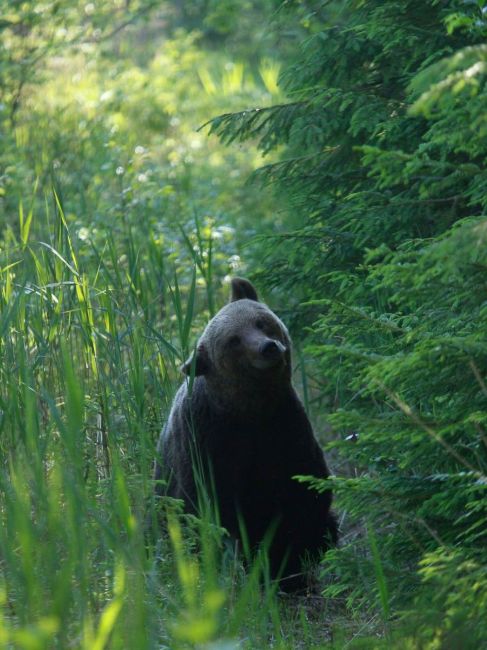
[250,338,287,369]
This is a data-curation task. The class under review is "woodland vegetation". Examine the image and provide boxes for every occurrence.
[0,1,486,648]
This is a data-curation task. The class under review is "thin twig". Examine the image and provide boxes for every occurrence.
[375,381,483,477]
[469,358,487,399]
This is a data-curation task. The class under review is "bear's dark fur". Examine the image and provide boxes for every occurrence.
[154,278,337,588]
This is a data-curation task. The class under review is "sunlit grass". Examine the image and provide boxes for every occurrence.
[1,187,338,649]
[0,21,350,650]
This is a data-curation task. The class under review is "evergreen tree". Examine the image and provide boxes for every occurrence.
[209,1,487,643]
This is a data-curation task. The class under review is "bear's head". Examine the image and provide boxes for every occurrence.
[182,278,291,385]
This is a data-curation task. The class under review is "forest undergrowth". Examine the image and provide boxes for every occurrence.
[0,1,486,648]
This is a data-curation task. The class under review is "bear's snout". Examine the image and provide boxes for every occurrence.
[260,339,284,360]
[247,337,286,369]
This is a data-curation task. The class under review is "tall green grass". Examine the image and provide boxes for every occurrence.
[0,191,342,649]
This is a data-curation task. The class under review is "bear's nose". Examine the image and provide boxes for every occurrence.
[260,340,282,359]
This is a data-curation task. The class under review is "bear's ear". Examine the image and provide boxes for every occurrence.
[181,344,210,376]
[230,277,259,302]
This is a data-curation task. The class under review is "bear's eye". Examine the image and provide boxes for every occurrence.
[255,319,265,330]
[228,335,241,347]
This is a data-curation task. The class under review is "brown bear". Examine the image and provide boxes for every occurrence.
[153,277,337,589]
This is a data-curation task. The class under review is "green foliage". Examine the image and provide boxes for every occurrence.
[0,4,310,648]
[208,0,487,643]
[0,0,157,125]
[2,0,487,646]
[410,548,487,648]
